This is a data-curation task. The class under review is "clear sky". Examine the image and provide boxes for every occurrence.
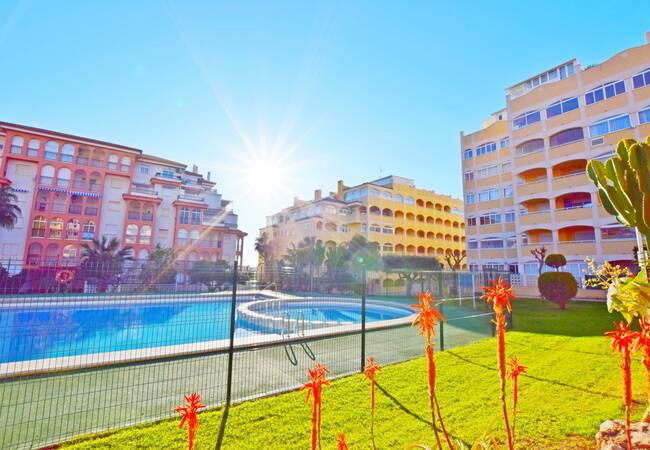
[1,1,649,264]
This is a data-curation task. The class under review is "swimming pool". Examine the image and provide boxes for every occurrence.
[0,296,412,365]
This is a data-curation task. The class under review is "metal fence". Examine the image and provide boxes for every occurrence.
[0,260,509,449]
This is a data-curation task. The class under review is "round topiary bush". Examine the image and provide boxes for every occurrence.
[538,271,578,309]
[544,254,567,271]
[383,278,394,288]
[393,278,405,287]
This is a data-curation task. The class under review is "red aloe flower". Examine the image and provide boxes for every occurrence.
[633,317,650,422]
[482,277,516,450]
[175,392,205,450]
[302,363,330,450]
[607,321,638,449]
[507,357,527,444]
[337,433,349,450]
[364,357,381,450]
[411,291,453,449]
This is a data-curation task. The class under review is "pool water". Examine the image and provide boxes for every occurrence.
[0,299,412,363]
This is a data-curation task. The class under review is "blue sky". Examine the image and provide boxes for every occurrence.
[1,1,649,264]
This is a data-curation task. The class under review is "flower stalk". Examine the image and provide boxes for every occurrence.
[607,321,637,449]
[633,317,650,422]
[364,357,381,450]
[302,363,330,450]
[175,393,205,450]
[507,357,526,445]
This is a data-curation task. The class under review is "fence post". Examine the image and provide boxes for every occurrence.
[439,301,445,351]
[360,268,367,373]
[225,261,239,405]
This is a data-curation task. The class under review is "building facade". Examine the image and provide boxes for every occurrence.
[0,121,246,269]
[259,175,465,267]
[461,31,650,282]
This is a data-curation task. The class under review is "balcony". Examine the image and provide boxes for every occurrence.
[519,210,551,227]
[69,204,83,214]
[555,205,592,222]
[77,156,89,166]
[515,149,545,168]
[128,212,140,220]
[52,202,67,214]
[551,172,588,191]
[178,194,205,203]
[516,179,546,197]
[130,185,158,197]
[549,139,586,161]
[84,207,98,216]
[557,240,596,257]
[141,213,153,221]
[481,248,505,259]
[601,238,636,256]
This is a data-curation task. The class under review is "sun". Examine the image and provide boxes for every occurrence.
[241,151,292,201]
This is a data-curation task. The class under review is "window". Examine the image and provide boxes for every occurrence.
[180,207,190,224]
[82,221,95,240]
[481,239,504,249]
[589,115,632,137]
[369,224,381,233]
[32,216,47,237]
[140,165,150,174]
[0,137,4,154]
[382,191,392,199]
[476,142,497,156]
[503,185,513,198]
[478,188,499,202]
[505,211,515,223]
[66,219,80,239]
[27,139,40,157]
[121,156,131,172]
[191,209,201,225]
[162,169,175,179]
[340,224,350,233]
[369,189,380,197]
[27,243,43,264]
[10,136,24,154]
[549,127,584,146]
[516,139,545,155]
[467,240,478,249]
[44,141,59,160]
[512,111,541,130]
[632,68,650,89]
[463,171,474,182]
[476,165,499,179]
[140,225,152,244]
[546,97,579,118]
[125,224,138,244]
[463,149,473,160]
[480,213,501,225]
[467,217,476,226]
[63,245,77,260]
[601,226,635,240]
[405,196,415,205]
[49,217,63,239]
[108,155,119,170]
[61,144,74,163]
[585,80,626,105]
[177,229,188,245]
[383,243,393,252]
[501,162,511,173]
[639,106,650,125]
[465,192,475,204]
[500,137,509,148]
[382,226,393,234]
[57,168,71,188]
[40,165,55,185]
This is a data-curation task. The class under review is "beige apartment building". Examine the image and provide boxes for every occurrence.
[259,175,465,267]
[461,31,650,284]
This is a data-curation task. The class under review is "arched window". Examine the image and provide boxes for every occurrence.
[61,144,75,163]
[32,216,47,237]
[383,243,393,252]
[142,203,154,221]
[49,217,64,239]
[27,243,42,264]
[82,221,95,240]
[89,172,101,192]
[63,244,77,260]
[27,139,40,157]
[191,209,201,225]
[383,191,392,199]
[35,191,49,212]
[0,137,4,155]
[370,189,380,197]
[177,229,188,246]
[77,146,90,165]
[66,219,80,239]
[10,136,24,154]
[180,207,190,224]
[72,169,87,189]
[120,156,131,172]
[44,141,59,160]
[405,196,415,205]
[549,127,584,147]
[189,229,200,244]
[516,139,545,155]
[125,224,138,244]
[394,194,403,203]
[108,154,119,170]
[45,243,59,264]
[40,165,55,185]
[139,225,152,244]
[91,149,104,168]
[57,168,71,188]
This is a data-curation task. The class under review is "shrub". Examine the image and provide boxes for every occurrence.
[382,278,394,288]
[538,272,577,309]
[393,278,405,287]
[544,254,567,271]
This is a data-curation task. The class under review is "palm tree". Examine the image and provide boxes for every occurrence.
[80,236,133,291]
[0,187,21,230]
[325,244,348,282]
[311,240,326,279]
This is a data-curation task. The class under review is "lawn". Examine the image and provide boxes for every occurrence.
[62,298,641,449]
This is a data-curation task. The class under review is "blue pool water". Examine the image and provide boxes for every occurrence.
[0,299,411,363]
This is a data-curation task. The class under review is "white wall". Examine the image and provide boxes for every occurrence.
[0,160,37,264]
[98,175,129,242]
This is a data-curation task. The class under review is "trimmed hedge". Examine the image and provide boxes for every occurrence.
[383,279,394,288]
[538,271,577,309]
[545,254,567,271]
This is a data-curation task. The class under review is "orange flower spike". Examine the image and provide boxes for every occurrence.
[482,276,515,314]
[507,357,527,380]
[411,291,445,342]
[175,392,205,450]
[364,357,381,450]
[507,357,527,444]
[606,322,637,449]
[301,364,330,450]
[336,433,350,450]
[633,318,650,422]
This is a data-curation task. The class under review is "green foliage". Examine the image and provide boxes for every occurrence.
[538,272,577,309]
[189,260,230,291]
[382,278,394,288]
[0,186,21,230]
[586,137,650,242]
[79,236,133,291]
[139,245,177,288]
[393,278,405,287]
[544,254,566,271]
[606,268,650,323]
[382,255,441,272]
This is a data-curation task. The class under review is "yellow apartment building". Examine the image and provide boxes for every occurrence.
[258,175,465,267]
[461,31,650,284]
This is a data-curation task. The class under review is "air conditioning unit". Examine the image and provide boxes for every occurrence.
[591,137,604,146]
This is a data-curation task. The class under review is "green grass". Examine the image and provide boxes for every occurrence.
[60,298,643,449]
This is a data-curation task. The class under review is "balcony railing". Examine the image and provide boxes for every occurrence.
[85,207,98,216]
[178,194,205,202]
[128,212,140,220]
[131,185,157,196]
[142,213,153,221]
[52,202,67,213]
[69,204,83,214]
[72,180,87,189]
[77,156,89,166]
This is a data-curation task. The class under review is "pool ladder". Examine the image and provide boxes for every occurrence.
[281,312,315,365]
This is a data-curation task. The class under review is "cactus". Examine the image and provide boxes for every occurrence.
[586,137,650,244]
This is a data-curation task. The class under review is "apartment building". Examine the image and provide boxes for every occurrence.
[259,175,465,266]
[461,31,650,283]
[0,121,246,269]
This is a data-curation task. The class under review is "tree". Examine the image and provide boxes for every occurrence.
[80,236,133,291]
[382,255,441,296]
[139,244,177,288]
[538,254,577,309]
[444,249,466,271]
[325,244,348,282]
[346,235,381,272]
[255,233,275,284]
[0,186,21,230]
[544,254,566,272]
[189,260,230,291]
[530,246,547,275]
